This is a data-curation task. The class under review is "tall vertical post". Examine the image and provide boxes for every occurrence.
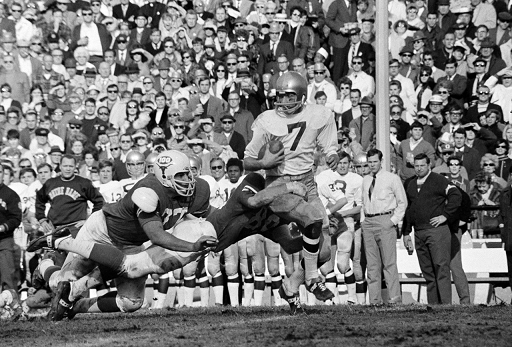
[375,2,390,169]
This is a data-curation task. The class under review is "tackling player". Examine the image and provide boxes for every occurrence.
[28,172,314,318]
[243,71,339,302]
[28,150,215,320]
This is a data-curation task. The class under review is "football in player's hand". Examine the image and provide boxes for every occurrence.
[258,140,284,159]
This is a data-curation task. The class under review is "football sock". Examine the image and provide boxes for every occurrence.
[176,280,185,307]
[42,265,60,283]
[302,222,322,283]
[254,274,265,306]
[211,273,224,305]
[271,275,283,305]
[227,274,239,307]
[89,244,126,278]
[356,281,367,304]
[97,292,122,313]
[243,275,254,306]
[287,266,306,294]
[325,272,338,304]
[345,268,356,303]
[69,268,103,302]
[183,275,196,307]
[198,273,210,307]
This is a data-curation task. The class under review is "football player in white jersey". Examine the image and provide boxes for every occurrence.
[244,71,339,307]
[317,152,363,304]
[94,160,124,203]
[118,151,147,193]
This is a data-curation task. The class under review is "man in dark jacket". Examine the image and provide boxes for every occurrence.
[403,153,462,305]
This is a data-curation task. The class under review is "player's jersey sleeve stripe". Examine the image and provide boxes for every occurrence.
[241,185,258,194]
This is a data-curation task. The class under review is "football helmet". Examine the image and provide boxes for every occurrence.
[145,152,159,174]
[352,152,370,176]
[274,71,307,117]
[189,154,202,178]
[154,150,195,196]
[126,151,146,178]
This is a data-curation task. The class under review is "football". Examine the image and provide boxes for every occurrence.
[258,140,284,159]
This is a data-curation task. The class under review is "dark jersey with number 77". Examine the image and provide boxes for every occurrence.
[207,173,287,252]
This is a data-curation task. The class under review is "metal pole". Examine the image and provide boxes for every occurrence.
[375,1,390,170]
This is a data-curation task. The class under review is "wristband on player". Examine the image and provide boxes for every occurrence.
[0,224,6,233]
[326,209,332,216]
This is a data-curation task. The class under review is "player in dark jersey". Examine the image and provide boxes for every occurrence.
[29,172,313,318]
[27,150,216,320]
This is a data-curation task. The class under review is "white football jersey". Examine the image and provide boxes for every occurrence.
[95,180,125,204]
[217,175,246,206]
[200,174,224,209]
[244,104,338,176]
[316,170,363,212]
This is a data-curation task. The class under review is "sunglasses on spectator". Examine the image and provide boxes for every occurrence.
[352,61,362,65]
[217,69,225,72]
[165,45,174,48]
[449,163,461,166]
[190,91,198,95]
[69,125,81,129]
[222,121,234,124]
[483,163,495,167]
[107,90,118,93]
[478,91,490,95]
[20,165,32,169]
[235,24,245,27]
[421,73,430,77]
[121,140,132,143]
[117,40,127,44]
[82,12,93,16]
[266,12,276,15]
[475,63,486,67]
[171,79,181,82]
[227,62,237,66]
[98,111,109,116]
[11,9,22,12]
[402,54,412,57]
[389,65,399,68]
[390,131,397,135]
[237,38,247,42]
[174,125,185,129]
[391,111,401,115]
[497,144,507,148]
[127,104,137,109]
[1,88,10,92]
[314,71,324,75]
[152,131,164,135]
[439,91,449,94]
[144,81,153,84]
[183,55,191,59]
[211,165,223,170]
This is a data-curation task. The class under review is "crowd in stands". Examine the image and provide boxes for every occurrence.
[1,0,512,310]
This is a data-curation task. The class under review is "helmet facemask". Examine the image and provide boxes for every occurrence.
[275,91,304,117]
[170,170,196,196]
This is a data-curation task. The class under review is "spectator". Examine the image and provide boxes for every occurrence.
[397,121,436,182]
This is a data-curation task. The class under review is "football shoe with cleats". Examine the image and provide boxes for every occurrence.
[26,227,71,252]
[279,286,306,316]
[306,277,335,302]
[47,281,73,321]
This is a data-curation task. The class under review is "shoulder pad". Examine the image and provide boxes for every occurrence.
[131,187,159,213]
[253,110,289,136]
[307,105,333,130]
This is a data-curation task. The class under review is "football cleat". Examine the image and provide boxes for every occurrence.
[279,286,305,316]
[7,289,23,321]
[47,281,73,321]
[26,228,71,252]
[306,277,335,302]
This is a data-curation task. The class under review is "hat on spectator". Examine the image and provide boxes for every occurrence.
[217,25,228,33]
[261,23,270,29]
[498,12,512,22]
[69,118,83,126]
[48,32,60,43]
[89,166,99,174]
[348,27,361,36]
[430,94,443,103]
[453,44,466,53]
[412,31,426,41]
[2,32,16,43]
[361,17,375,23]
[49,146,64,154]
[269,22,281,33]
[135,13,147,20]
[437,0,450,5]
[480,38,495,48]
[314,62,326,72]
[204,21,217,32]
[199,116,214,124]
[97,125,107,135]
[416,110,430,119]
[407,3,417,10]
[316,47,329,59]
[452,22,466,30]
[234,17,247,25]
[16,39,30,48]
[106,127,119,136]
[125,64,140,74]
[274,13,288,22]
[169,70,183,79]
[399,46,413,55]
[220,114,236,122]
[84,68,97,77]
[359,96,374,106]
[473,56,487,65]
[35,128,50,136]
[87,85,100,93]
[452,6,473,14]
[158,58,171,70]
[502,70,512,78]
[237,68,250,77]
[91,0,101,4]
[132,87,143,95]
[130,44,148,62]
[64,58,77,68]
[440,143,455,153]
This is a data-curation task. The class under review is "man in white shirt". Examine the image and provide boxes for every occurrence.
[307,63,337,110]
[348,56,375,99]
[389,59,417,107]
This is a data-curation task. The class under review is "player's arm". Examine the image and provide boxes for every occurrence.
[243,123,283,171]
[243,183,307,208]
[86,182,105,213]
[327,197,348,215]
[133,188,217,251]
[317,115,339,169]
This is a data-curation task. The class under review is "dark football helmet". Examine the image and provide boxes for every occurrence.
[274,71,307,117]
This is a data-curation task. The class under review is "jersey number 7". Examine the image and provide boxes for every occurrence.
[287,121,306,151]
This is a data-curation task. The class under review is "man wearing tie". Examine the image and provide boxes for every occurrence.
[113,0,140,29]
[257,22,294,76]
[362,149,407,306]
[345,27,373,73]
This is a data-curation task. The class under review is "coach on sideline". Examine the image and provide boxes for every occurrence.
[403,153,461,305]
[362,149,407,306]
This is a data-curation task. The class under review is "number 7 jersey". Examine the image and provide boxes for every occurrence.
[244,104,338,176]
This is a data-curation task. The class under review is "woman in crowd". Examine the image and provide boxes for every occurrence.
[415,66,435,110]
[130,45,153,77]
[212,62,228,99]
[25,85,48,117]
[494,139,511,180]
[74,47,96,76]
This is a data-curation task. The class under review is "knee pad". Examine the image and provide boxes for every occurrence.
[267,256,280,276]
[336,251,351,274]
[116,295,144,313]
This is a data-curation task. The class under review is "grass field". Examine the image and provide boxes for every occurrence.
[2,305,512,347]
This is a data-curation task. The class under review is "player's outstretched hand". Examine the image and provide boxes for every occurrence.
[193,236,219,252]
[286,182,307,198]
[326,153,340,170]
[40,219,55,234]
[261,146,285,169]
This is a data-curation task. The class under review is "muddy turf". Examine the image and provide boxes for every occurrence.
[2,305,512,346]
